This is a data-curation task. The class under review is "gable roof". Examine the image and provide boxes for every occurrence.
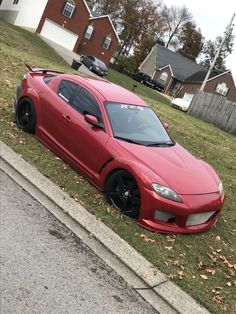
[185,69,228,82]
[82,0,119,42]
[156,44,206,81]
[89,15,120,41]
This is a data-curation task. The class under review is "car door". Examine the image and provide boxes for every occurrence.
[38,78,77,152]
[60,84,109,177]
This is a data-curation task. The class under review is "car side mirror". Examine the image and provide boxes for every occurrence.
[164,122,169,130]
[84,114,103,129]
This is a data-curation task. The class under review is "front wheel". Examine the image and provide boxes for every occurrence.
[105,170,140,218]
[16,97,36,133]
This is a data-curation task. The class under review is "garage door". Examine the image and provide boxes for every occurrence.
[40,19,78,50]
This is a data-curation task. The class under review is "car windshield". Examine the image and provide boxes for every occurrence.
[105,102,174,146]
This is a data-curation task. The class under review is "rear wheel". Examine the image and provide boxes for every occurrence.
[105,170,140,218]
[16,98,36,133]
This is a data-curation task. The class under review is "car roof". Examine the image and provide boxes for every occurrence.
[61,73,148,106]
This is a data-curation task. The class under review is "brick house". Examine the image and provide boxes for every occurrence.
[0,0,119,65]
[139,44,236,102]
[36,0,119,66]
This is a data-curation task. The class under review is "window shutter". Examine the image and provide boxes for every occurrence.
[61,1,67,13]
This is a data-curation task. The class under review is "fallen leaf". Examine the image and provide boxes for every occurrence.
[200,274,208,280]
[226,282,232,287]
[212,295,224,304]
[205,268,216,275]
[165,246,173,251]
[178,270,184,279]
[139,272,148,279]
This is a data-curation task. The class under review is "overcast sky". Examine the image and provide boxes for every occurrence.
[162,0,236,82]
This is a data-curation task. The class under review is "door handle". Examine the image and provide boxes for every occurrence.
[62,114,71,122]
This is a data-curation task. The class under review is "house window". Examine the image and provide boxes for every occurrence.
[103,36,111,50]
[84,25,94,40]
[13,0,19,4]
[62,0,75,18]
[159,72,168,84]
[215,82,229,96]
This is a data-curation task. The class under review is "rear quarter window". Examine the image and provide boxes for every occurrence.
[57,80,78,102]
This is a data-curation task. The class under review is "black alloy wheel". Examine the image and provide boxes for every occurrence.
[105,170,141,218]
[16,98,36,133]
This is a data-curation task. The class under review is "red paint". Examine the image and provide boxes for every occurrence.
[17,70,225,234]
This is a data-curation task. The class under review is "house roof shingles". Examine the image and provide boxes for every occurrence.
[156,44,206,82]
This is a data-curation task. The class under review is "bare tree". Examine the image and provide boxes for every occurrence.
[161,5,192,48]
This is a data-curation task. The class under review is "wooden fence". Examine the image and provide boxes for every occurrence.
[188,91,236,135]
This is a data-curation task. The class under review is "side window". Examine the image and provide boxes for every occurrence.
[215,82,229,96]
[102,36,111,49]
[159,72,168,84]
[84,25,94,40]
[57,80,77,103]
[62,0,75,18]
[70,88,102,122]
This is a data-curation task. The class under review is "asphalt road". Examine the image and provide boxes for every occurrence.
[0,170,157,314]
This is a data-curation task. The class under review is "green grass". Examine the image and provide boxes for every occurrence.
[0,19,236,313]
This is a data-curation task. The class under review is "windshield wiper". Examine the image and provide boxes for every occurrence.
[115,136,143,145]
[146,141,175,147]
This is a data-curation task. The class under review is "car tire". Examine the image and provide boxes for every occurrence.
[16,97,36,134]
[105,170,140,218]
[140,80,144,84]
[89,65,93,71]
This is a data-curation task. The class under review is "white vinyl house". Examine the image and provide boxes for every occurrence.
[0,0,48,29]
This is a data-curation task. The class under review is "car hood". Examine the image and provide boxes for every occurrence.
[116,141,219,195]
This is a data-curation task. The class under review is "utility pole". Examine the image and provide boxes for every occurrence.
[200,13,235,91]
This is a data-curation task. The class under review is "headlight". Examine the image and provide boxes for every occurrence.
[218,181,224,197]
[152,183,182,203]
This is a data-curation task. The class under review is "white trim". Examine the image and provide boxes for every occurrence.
[89,15,120,42]
[82,0,92,17]
[157,64,174,77]
[206,70,230,82]
[43,18,78,36]
[207,70,236,90]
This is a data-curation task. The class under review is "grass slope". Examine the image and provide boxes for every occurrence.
[0,20,235,313]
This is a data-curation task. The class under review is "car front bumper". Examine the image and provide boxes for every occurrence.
[137,187,224,234]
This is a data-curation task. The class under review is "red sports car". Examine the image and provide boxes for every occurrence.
[15,66,225,233]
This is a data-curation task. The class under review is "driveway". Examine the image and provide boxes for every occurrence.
[40,36,99,78]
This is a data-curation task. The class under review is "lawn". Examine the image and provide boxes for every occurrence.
[0,20,235,313]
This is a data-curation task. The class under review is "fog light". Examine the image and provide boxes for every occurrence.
[186,211,215,226]
[155,210,176,222]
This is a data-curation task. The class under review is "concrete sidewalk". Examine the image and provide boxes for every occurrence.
[0,141,209,314]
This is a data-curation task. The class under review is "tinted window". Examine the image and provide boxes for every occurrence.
[70,88,102,122]
[57,80,77,102]
[43,75,57,84]
[105,102,174,146]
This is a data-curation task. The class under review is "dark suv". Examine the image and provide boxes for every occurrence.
[132,72,164,92]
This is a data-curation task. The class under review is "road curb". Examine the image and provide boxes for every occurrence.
[0,141,209,314]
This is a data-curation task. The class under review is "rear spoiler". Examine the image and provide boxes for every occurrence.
[25,63,64,75]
